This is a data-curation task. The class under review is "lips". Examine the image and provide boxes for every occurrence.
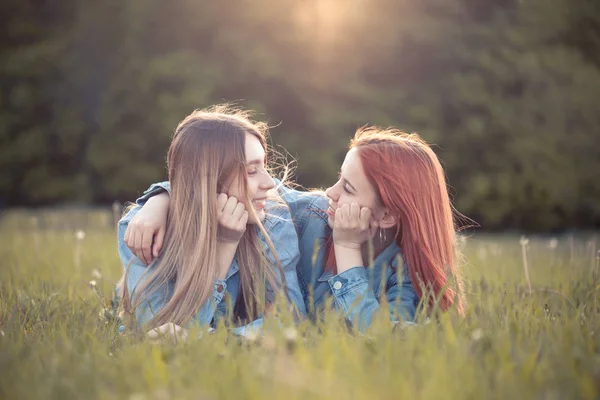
[252,198,267,210]
[327,206,336,217]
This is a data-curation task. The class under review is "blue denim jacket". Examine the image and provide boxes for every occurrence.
[118,182,307,332]
[138,181,419,332]
[278,185,420,332]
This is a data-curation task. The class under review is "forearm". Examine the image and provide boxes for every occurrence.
[143,191,170,210]
[333,244,363,274]
[216,241,238,280]
[136,181,171,205]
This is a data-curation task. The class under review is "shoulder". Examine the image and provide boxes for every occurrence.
[276,185,329,224]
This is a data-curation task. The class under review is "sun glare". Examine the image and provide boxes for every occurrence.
[294,0,368,46]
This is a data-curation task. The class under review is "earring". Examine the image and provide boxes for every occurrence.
[379,228,387,243]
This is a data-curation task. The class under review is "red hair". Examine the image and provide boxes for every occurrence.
[326,127,466,315]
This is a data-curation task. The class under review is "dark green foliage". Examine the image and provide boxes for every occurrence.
[1,0,599,230]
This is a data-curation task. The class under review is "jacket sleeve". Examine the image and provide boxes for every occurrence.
[117,205,227,328]
[262,203,307,318]
[327,263,419,332]
[135,181,171,206]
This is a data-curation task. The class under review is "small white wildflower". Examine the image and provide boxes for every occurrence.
[471,328,484,341]
[89,280,97,288]
[519,235,529,247]
[282,327,298,342]
[1,330,4,337]
[92,268,102,279]
[76,230,86,240]
[548,238,558,250]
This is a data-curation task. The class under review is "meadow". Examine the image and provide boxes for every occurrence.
[0,209,598,399]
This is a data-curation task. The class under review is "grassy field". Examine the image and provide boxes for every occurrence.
[0,209,598,399]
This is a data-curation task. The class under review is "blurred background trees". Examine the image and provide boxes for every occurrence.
[1,0,599,231]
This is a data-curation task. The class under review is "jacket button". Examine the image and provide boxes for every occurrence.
[332,281,342,290]
[216,284,224,293]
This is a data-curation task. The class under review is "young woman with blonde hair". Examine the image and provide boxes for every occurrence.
[126,126,466,332]
[117,105,305,338]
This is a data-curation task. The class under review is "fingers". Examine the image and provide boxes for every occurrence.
[232,202,246,220]
[237,210,249,230]
[334,204,345,226]
[217,193,228,215]
[152,227,165,258]
[141,230,153,265]
[132,226,145,264]
[221,196,239,217]
[336,203,370,226]
[350,203,360,222]
[219,195,247,225]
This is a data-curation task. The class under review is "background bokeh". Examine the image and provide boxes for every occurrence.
[1,0,599,231]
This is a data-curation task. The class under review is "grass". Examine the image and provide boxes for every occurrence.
[0,209,598,399]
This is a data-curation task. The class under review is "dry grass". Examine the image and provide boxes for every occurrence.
[0,210,598,399]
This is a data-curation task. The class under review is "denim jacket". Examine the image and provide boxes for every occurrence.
[277,185,420,332]
[137,181,420,332]
[118,182,307,332]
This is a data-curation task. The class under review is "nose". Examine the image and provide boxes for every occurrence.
[259,168,275,190]
[325,183,339,202]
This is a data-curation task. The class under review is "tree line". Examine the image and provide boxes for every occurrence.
[1,0,599,231]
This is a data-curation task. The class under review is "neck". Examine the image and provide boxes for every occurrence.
[360,228,395,267]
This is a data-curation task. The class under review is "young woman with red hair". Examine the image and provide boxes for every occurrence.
[126,126,466,332]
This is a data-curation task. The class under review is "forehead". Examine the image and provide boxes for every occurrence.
[341,148,363,175]
[341,148,380,202]
[244,132,265,162]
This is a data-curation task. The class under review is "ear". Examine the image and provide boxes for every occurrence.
[377,209,397,229]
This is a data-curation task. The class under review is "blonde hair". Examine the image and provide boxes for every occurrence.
[123,104,289,329]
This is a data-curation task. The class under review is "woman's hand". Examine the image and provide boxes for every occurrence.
[124,192,170,264]
[146,322,188,343]
[332,203,378,249]
[216,194,248,244]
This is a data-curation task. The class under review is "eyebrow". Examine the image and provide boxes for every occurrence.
[246,158,264,166]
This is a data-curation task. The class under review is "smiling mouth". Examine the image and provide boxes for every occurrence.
[252,199,266,210]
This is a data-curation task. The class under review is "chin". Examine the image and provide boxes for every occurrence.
[252,210,266,224]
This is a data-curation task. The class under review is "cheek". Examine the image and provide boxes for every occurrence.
[336,193,352,206]
[246,177,260,198]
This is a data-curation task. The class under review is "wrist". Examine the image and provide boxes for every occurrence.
[333,241,362,250]
[217,236,242,246]
[333,245,362,274]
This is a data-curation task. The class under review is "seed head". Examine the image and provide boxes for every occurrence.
[519,236,529,247]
